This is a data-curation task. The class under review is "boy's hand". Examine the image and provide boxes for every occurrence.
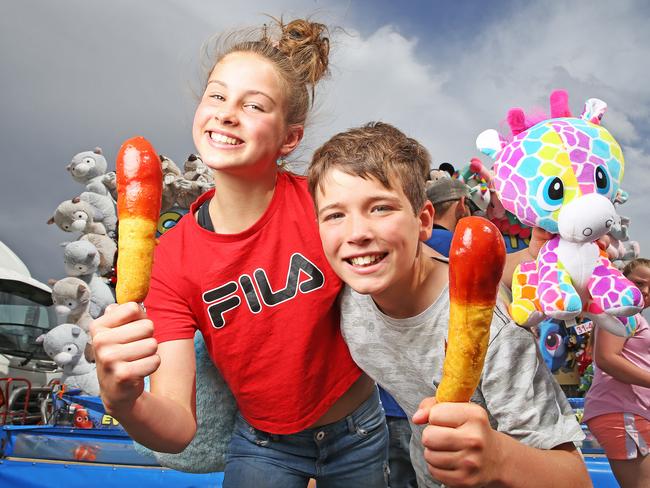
[413,397,502,487]
[90,302,161,416]
[527,227,553,260]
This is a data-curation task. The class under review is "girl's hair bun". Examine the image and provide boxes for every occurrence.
[276,18,330,86]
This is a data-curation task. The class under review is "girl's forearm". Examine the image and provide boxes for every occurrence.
[110,390,197,453]
[596,353,650,388]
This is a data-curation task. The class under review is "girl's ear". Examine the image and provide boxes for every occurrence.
[279,124,304,156]
[419,200,435,241]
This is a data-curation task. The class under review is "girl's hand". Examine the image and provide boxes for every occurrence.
[90,303,161,416]
[414,397,502,487]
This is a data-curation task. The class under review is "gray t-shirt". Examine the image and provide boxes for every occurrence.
[340,285,584,488]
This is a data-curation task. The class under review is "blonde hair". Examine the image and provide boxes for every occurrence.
[308,122,431,213]
[623,258,650,278]
[203,17,330,127]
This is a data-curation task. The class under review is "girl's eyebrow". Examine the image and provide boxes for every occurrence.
[207,80,276,106]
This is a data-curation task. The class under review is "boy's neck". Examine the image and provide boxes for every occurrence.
[371,246,446,319]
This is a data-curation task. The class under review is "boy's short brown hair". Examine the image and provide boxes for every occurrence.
[308,122,431,213]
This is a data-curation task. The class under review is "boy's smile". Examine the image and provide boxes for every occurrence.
[316,168,433,305]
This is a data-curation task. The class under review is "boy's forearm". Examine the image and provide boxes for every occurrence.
[501,248,534,289]
[110,390,197,453]
[489,433,591,488]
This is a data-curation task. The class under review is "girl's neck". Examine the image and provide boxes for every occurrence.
[208,165,279,234]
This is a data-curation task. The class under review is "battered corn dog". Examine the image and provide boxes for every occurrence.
[115,136,163,303]
[436,216,506,402]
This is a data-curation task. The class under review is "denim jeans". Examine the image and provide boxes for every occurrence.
[385,416,417,488]
[223,388,389,487]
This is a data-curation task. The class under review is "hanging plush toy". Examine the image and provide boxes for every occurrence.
[457,158,532,253]
[537,318,570,373]
[477,90,643,337]
[457,158,494,216]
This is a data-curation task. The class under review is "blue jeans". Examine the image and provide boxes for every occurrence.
[223,388,389,487]
[386,416,417,488]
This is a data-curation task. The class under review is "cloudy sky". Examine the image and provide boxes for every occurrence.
[1,0,649,284]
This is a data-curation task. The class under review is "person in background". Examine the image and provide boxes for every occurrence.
[423,177,474,257]
[584,257,650,488]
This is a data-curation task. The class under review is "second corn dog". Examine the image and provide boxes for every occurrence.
[436,216,506,403]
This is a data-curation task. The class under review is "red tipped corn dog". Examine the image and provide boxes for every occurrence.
[436,216,506,402]
[115,136,163,304]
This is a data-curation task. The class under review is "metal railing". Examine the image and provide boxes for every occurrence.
[0,377,52,425]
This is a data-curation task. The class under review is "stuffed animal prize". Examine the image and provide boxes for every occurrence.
[477,90,643,337]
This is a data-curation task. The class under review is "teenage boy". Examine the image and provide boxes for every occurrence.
[308,122,590,488]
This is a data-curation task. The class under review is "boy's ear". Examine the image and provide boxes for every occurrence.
[279,124,304,156]
[418,200,435,241]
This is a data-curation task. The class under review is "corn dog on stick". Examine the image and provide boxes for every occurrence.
[116,136,163,304]
[436,216,506,402]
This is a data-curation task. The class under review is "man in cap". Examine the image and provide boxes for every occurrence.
[424,176,475,257]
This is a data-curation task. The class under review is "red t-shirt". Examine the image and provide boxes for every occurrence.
[144,171,362,434]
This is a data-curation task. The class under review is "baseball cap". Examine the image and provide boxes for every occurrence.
[425,177,470,205]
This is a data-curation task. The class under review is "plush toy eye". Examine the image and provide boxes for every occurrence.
[595,165,611,195]
[544,332,566,357]
[82,157,94,165]
[536,176,564,211]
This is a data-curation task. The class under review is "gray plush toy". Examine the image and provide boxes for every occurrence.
[63,240,115,318]
[78,191,117,237]
[51,277,95,362]
[67,147,111,196]
[182,154,212,183]
[48,198,107,236]
[79,233,116,277]
[134,331,237,473]
[102,170,118,202]
[36,323,100,396]
[160,154,183,212]
[51,277,93,331]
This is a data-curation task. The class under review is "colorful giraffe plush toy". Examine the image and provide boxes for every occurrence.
[476,90,643,337]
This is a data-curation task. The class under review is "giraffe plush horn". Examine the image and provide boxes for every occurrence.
[476,129,504,160]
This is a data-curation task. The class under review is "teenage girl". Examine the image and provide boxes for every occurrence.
[91,18,388,488]
[584,257,650,488]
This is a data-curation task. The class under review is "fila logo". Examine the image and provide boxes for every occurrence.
[202,253,325,329]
